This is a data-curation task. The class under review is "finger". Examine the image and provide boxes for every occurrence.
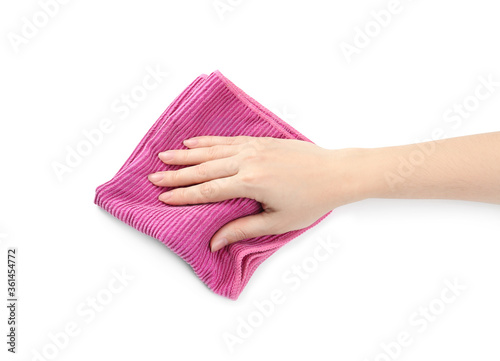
[158,176,242,205]
[210,212,278,252]
[149,157,239,187]
[183,136,253,148]
[158,145,238,165]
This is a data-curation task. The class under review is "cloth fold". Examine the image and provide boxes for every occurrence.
[95,70,332,300]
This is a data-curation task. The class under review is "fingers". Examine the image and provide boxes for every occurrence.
[210,212,278,252]
[149,157,239,187]
[158,145,238,165]
[183,136,253,148]
[157,176,242,205]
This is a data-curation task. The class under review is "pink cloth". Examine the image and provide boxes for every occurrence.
[95,71,332,300]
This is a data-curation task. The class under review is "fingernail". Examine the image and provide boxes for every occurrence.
[148,173,163,182]
[183,138,198,147]
[159,151,174,161]
[159,192,172,202]
[211,237,228,252]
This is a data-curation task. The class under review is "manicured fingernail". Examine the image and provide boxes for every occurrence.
[159,151,174,161]
[159,192,172,202]
[183,138,198,147]
[211,237,228,252]
[148,173,163,182]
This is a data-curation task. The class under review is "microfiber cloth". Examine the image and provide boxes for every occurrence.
[95,70,332,300]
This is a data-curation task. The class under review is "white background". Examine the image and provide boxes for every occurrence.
[1,0,500,360]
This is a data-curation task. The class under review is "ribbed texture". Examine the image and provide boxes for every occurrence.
[95,71,332,300]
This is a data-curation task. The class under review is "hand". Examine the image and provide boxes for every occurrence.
[148,136,364,252]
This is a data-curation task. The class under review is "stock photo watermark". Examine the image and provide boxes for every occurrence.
[339,0,415,63]
[222,235,341,352]
[384,73,500,190]
[270,105,297,125]
[7,0,71,54]
[6,247,18,355]
[2,232,17,355]
[362,278,466,361]
[51,64,169,182]
[29,268,133,361]
[212,0,243,21]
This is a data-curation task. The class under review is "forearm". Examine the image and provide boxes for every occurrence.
[347,132,500,204]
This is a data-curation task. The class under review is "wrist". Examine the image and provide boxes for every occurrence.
[326,147,390,206]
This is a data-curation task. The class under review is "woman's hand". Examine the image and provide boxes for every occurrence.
[147,132,500,251]
[147,136,363,252]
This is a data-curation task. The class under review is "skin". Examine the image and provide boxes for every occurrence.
[147,132,500,252]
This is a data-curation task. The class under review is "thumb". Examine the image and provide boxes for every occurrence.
[210,212,278,252]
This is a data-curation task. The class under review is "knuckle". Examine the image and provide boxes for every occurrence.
[195,164,208,178]
[230,136,243,145]
[231,228,250,241]
[207,146,219,159]
[177,150,189,163]
[176,187,190,203]
[237,171,263,199]
[253,137,269,148]
[166,170,179,183]
[241,145,259,161]
[199,182,216,200]
[226,159,239,174]
[238,173,258,198]
[239,173,256,185]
